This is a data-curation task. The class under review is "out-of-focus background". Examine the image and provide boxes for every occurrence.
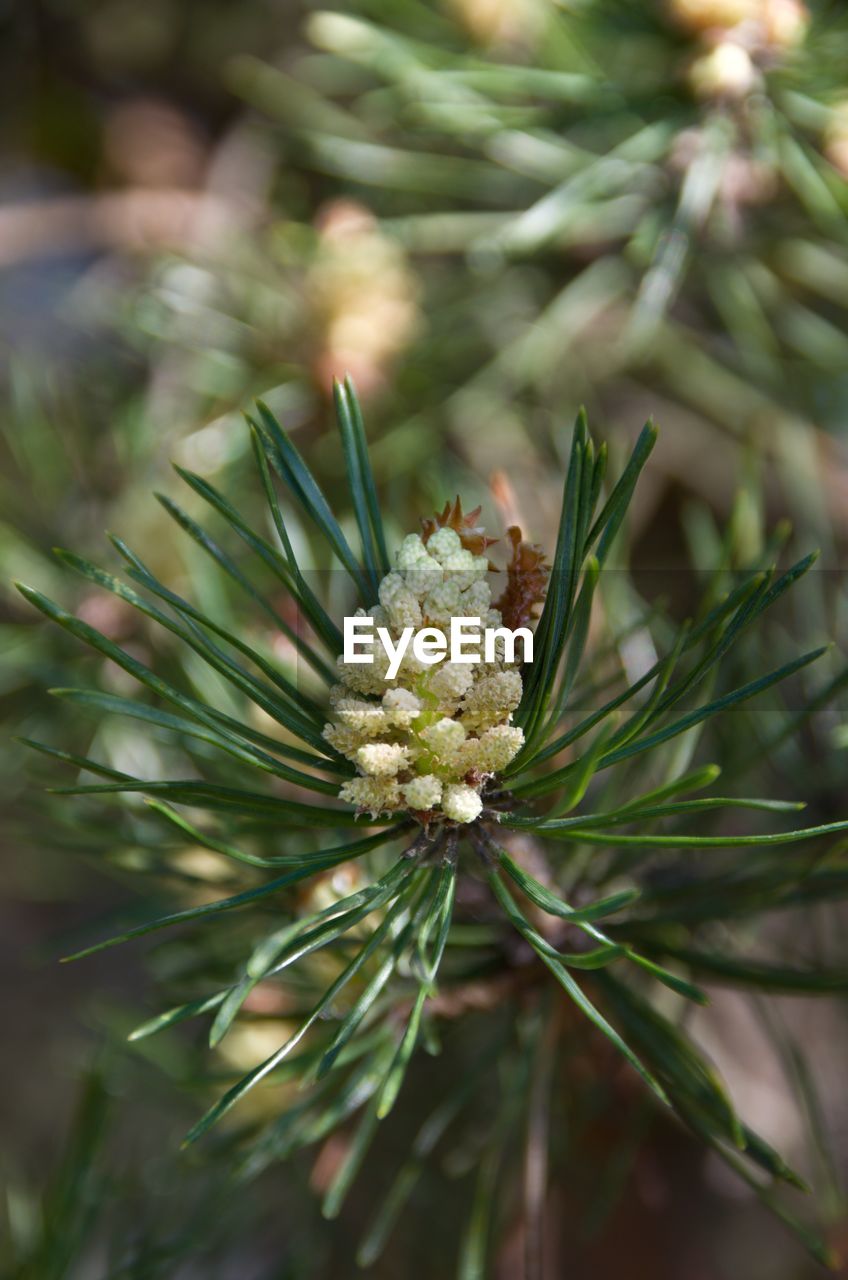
[2,2,848,1277]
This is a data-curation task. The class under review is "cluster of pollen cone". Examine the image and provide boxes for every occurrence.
[323,502,547,825]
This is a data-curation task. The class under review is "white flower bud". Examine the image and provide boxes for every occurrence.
[442,784,483,824]
[460,724,524,773]
[396,534,443,595]
[762,0,809,49]
[426,527,462,563]
[441,547,479,589]
[408,564,443,596]
[327,519,531,824]
[422,579,462,626]
[396,533,428,569]
[367,603,390,628]
[323,722,365,754]
[461,578,492,613]
[379,573,422,629]
[689,42,757,100]
[402,774,443,811]
[382,687,422,728]
[340,776,401,815]
[461,670,522,730]
[428,661,475,703]
[337,651,391,695]
[335,698,388,734]
[420,717,467,759]
[354,742,409,777]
